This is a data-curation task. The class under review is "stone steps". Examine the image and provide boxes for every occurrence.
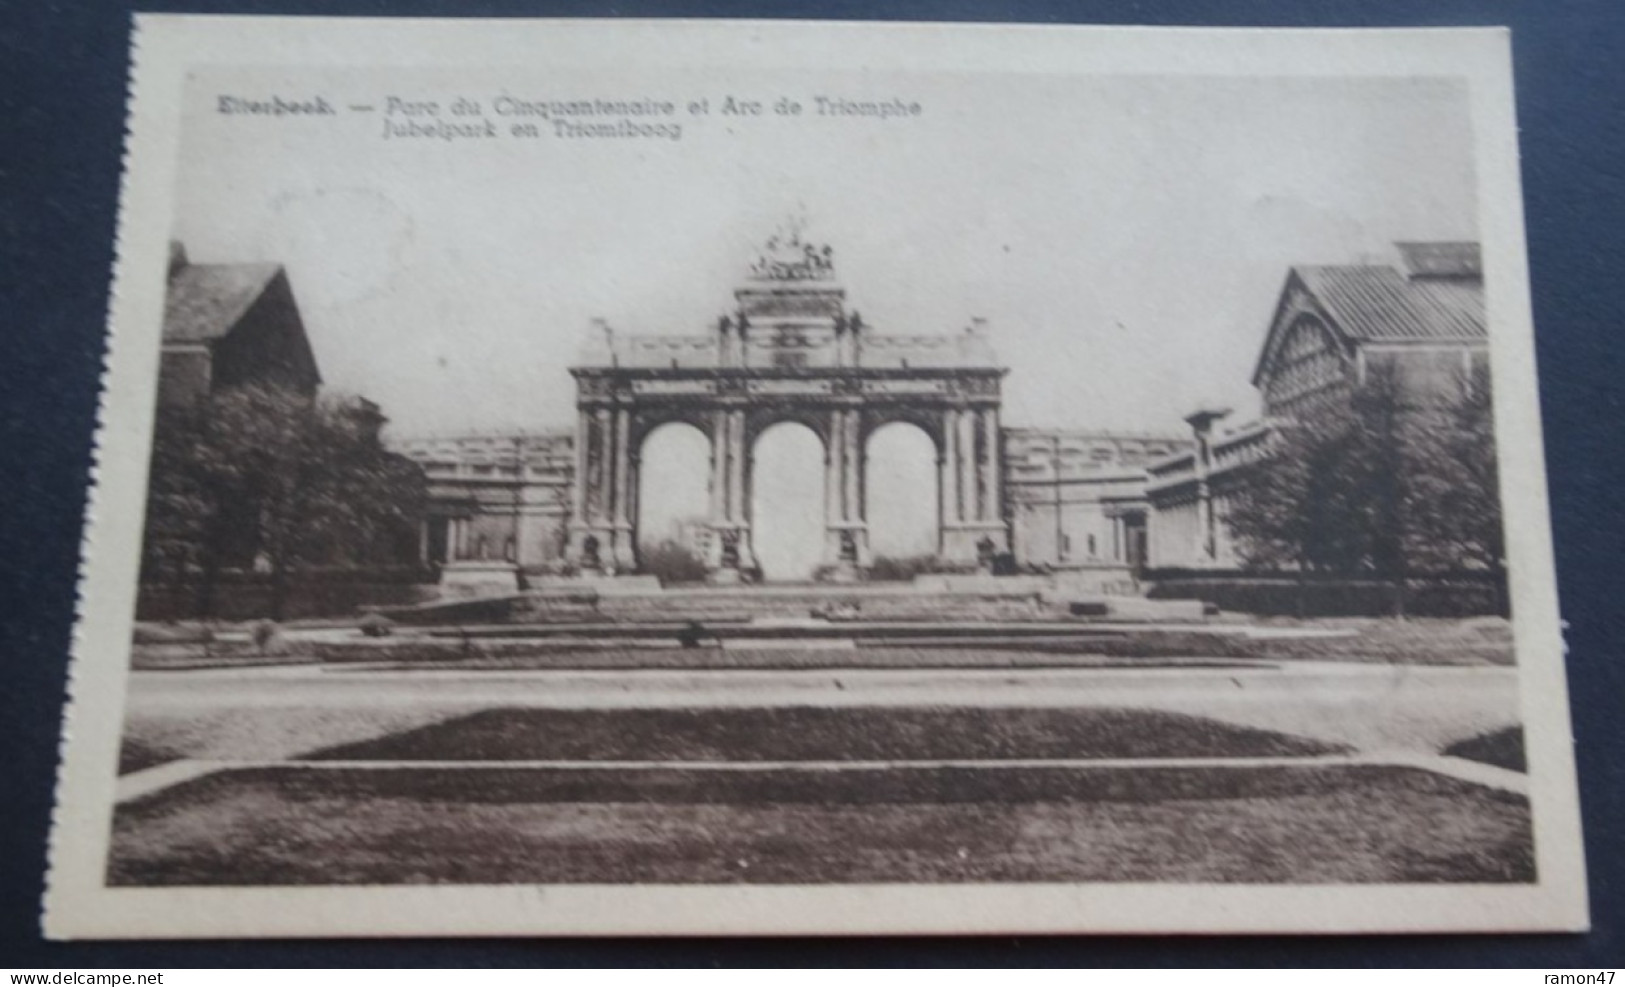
[591,593,1047,624]
[379,582,1203,627]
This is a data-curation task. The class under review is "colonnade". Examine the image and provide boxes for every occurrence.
[936,406,1008,561]
[567,403,1010,579]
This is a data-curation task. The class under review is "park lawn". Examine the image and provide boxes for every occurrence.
[118,702,502,775]
[858,625,1511,666]
[130,644,320,671]
[1226,617,1514,665]
[304,706,1348,762]
[107,762,1533,886]
[119,737,188,775]
[1007,619,1512,666]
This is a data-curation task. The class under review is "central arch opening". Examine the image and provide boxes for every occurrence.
[865,421,940,572]
[750,421,825,581]
[637,422,711,582]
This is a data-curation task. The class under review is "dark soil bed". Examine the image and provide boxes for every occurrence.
[1443,726,1526,772]
[107,762,1533,885]
[131,644,319,671]
[119,738,185,775]
[302,706,1348,762]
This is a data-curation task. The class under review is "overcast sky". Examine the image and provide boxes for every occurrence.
[171,67,1478,441]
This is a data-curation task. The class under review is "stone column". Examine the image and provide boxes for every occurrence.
[940,409,960,526]
[571,409,590,524]
[1201,488,1218,562]
[957,409,978,526]
[612,409,631,524]
[708,411,727,523]
[822,410,848,572]
[728,411,746,523]
[851,413,864,526]
[702,410,728,572]
[825,410,844,525]
[611,408,636,567]
[845,410,869,564]
[732,410,758,570]
[624,452,640,542]
[593,409,612,523]
[979,408,1001,523]
[1184,408,1228,566]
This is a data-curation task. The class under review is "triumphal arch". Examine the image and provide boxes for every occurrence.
[564,227,1010,582]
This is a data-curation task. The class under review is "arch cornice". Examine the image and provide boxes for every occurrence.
[1251,270,1355,388]
[569,365,1007,413]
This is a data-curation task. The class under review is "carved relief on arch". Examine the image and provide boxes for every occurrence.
[957,375,1002,398]
[576,375,615,400]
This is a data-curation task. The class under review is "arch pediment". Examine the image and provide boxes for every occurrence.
[1250,270,1354,390]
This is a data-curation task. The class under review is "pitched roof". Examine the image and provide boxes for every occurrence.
[162,262,284,344]
[1294,264,1486,344]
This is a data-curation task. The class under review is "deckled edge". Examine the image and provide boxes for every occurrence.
[41,12,147,940]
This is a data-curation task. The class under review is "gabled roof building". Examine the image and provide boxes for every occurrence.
[1252,241,1486,419]
[1146,241,1488,570]
[159,242,321,407]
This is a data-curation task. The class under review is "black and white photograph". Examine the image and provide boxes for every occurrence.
[43,17,1586,938]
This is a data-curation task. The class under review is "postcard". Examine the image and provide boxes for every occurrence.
[45,16,1586,937]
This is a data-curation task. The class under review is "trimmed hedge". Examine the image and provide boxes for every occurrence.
[137,567,439,621]
[1145,569,1508,618]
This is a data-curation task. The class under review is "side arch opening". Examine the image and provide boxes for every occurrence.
[865,420,941,579]
[636,421,712,582]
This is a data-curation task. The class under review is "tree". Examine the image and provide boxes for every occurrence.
[1225,360,1503,603]
[140,383,427,619]
[1399,362,1506,611]
[1404,363,1503,573]
[1225,384,1397,577]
